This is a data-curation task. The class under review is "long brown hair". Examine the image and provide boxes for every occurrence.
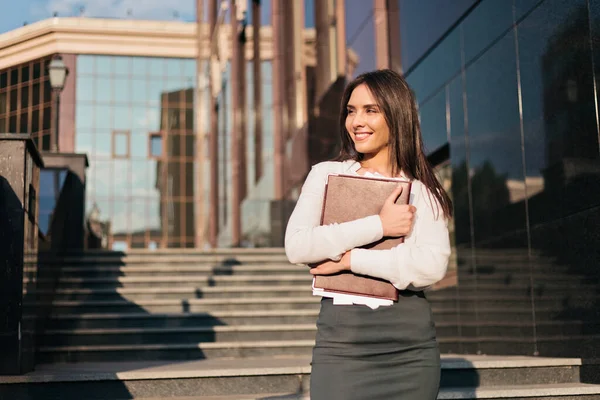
[336,69,453,219]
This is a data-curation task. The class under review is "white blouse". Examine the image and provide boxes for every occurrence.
[284,160,451,295]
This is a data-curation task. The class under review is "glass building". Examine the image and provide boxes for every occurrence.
[401,0,600,358]
[0,0,372,250]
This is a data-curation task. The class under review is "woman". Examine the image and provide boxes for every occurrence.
[284,69,452,400]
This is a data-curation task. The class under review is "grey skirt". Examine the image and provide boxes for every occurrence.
[310,291,441,400]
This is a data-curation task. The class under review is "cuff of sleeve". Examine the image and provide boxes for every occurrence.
[349,248,376,276]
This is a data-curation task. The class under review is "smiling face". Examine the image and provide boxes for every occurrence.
[344,84,390,159]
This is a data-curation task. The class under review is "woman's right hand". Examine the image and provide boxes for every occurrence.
[378,186,417,237]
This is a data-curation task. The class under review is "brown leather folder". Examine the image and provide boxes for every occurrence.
[311,173,412,301]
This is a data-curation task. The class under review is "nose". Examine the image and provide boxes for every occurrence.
[351,111,366,129]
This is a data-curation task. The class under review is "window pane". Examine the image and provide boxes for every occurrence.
[520,0,598,223]
[95,130,112,157]
[95,105,111,129]
[20,86,29,108]
[22,65,30,81]
[32,63,41,80]
[76,132,93,155]
[407,28,461,103]
[462,0,513,64]
[114,56,131,76]
[515,0,543,21]
[112,159,131,197]
[95,77,111,103]
[183,60,196,80]
[9,88,17,111]
[96,56,112,76]
[114,106,132,130]
[32,83,40,105]
[345,0,376,77]
[76,104,95,130]
[150,135,163,157]
[465,31,525,244]
[131,57,149,78]
[10,69,18,86]
[448,75,470,247]
[149,58,165,77]
[132,79,147,104]
[77,76,94,103]
[131,132,148,158]
[166,58,183,78]
[19,113,28,133]
[77,55,95,75]
[42,106,51,130]
[31,109,39,132]
[419,87,448,154]
[114,131,129,157]
[113,77,131,104]
[147,79,163,106]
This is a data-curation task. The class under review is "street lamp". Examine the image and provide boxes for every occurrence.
[48,55,69,152]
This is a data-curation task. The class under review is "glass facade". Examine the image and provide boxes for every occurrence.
[0,55,56,150]
[75,55,197,249]
[406,0,600,357]
[240,60,276,246]
[345,0,377,77]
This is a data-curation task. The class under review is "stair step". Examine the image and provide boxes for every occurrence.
[40,320,600,347]
[47,254,290,265]
[42,310,321,329]
[2,355,599,399]
[42,324,317,346]
[35,297,321,313]
[44,274,313,289]
[30,285,314,300]
[25,264,306,277]
[439,383,600,399]
[38,340,315,363]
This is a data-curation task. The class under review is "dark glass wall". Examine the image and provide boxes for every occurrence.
[406,0,600,357]
[398,0,477,71]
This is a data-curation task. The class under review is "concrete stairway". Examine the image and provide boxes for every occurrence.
[28,248,600,363]
[30,249,318,363]
[11,247,600,399]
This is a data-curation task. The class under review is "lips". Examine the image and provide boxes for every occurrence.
[354,132,372,142]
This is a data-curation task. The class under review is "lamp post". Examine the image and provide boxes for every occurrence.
[48,55,68,152]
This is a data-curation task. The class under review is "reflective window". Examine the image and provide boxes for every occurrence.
[345,0,376,77]
[419,87,448,154]
[407,28,461,104]
[515,0,544,21]
[114,57,131,76]
[462,0,513,64]
[465,31,525,243]
[305,0,315,27]
[150,134,163,158]
[112,130,130,158]
[77,76,94,102]
[0,55,54,148]
[520,0,598,223]
[448,75,470,247]
[75,55,197,248]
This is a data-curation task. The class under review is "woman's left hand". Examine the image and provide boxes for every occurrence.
[310,251,351,275]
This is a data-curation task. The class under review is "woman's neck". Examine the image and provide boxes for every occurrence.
[359,149,394,177]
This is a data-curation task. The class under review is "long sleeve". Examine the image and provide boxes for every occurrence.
[349,182,451,291]
[284,162,384,265]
